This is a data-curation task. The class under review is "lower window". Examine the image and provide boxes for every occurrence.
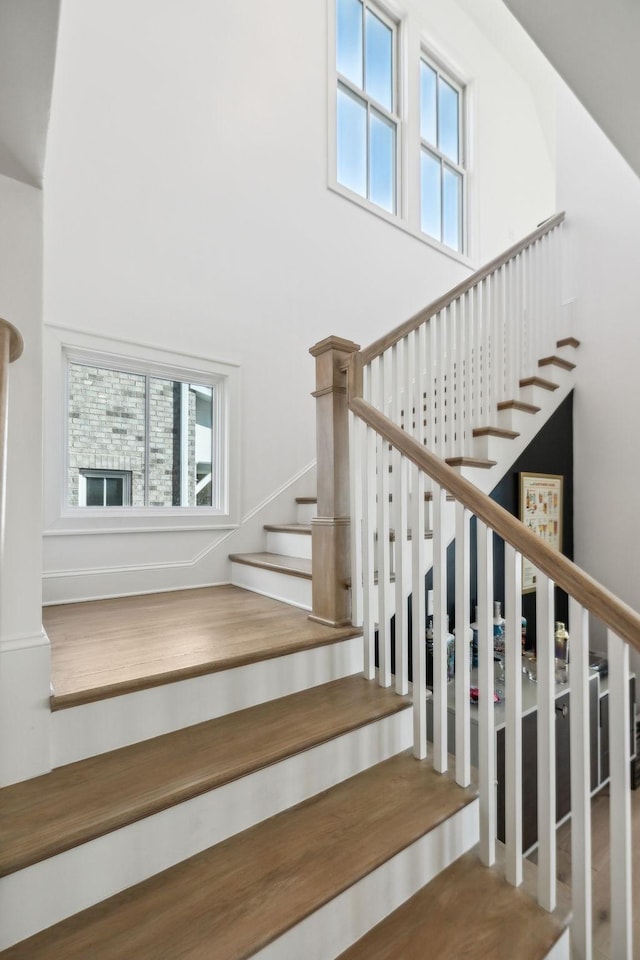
[79,469,132,507]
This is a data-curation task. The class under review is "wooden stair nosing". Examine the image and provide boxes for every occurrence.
[556,336,580,349]
[471,426,519,440]
[0,677,409,879]
[335,850,568,960]
[518,375,559,391]
[229,552,312,579]
[538,355,576,372]
[445,457,497,469]
[263,523,311,535]
[0,753,477,960]
[295,496,317,504]
[496,400,540,414]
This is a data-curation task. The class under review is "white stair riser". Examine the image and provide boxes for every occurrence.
[266,530,312,560]
[472,434,518,462]
[0,710,412,950]
[231,561,312,610]
[53,635,362,765]
[296,502,317,524]
[496,407,537,433]
[253,798,479,960]
[543,931,570,960]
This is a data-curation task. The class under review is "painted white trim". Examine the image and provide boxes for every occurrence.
[43,523,240,537]
[42,581,232,606]
[43,325,242,534]
[0,630,50,654]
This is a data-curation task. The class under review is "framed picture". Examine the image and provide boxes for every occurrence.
[519,472,563,593]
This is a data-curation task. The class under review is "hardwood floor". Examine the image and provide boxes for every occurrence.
[44,585,359,708]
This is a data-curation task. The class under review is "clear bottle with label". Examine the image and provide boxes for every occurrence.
[554,621,570,683]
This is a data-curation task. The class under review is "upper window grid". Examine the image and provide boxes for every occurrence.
[335,0,399,215]
[419,55,465,252]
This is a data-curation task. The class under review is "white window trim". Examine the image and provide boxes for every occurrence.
[44,324,241,536]
[327,0,476,268]
[419,47,467,254]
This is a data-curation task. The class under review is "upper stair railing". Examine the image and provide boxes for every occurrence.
[0,319,23,561]
[310,214,638,960]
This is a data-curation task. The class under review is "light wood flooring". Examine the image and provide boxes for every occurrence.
[43,585,359,708]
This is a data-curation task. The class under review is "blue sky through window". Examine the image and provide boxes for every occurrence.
[336,0,363,86]
[337,86,367,197]
[370,110,394,212]
[438,77,459,163]
[365,10,392,111]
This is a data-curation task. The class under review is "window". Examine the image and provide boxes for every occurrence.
[420,54,465,252]
[67,361,220,509]
[79,470,132,507]
[335,0,398,214]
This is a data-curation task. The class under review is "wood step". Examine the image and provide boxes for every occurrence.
[263,523,311,535]
[497,400,540,414]
[519,376,559,391]
[538,355,576,372]
[445,457,497,469]
[229,552,312,579]
[295,496,317,504]
[471,426,520,439]
[556,336,580,349]
[0,676,408,879]
[336,850,568,960]
[0,754,477,960]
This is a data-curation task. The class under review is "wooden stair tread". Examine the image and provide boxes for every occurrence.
[0,676,407,878]
[538,354,576,371]
[336,851,567,960]
[46,586,358,710]
[556,336,580,349]
[295,496,317,504]
[445,456,497,468]
[471,426,519,439]
[519,375,559,391]
[496,400,540,414]
[263,523,311,535]
[0,754,477,960]
[229,552,312,578]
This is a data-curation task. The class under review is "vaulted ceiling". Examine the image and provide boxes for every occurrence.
[502,0,640,179]
[0,0,60,187]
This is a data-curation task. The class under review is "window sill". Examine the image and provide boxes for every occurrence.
[328,179,474,269]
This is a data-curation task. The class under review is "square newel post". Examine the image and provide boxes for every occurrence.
[308,335,360,628]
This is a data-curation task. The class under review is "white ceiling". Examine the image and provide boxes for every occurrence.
[502,0,640,179]
[0,0,60,187]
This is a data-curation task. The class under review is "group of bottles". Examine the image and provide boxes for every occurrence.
[428,598,570,685]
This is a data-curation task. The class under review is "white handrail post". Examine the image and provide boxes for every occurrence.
[478,520,496,867]
[608,629,632,960]
[432,481,448,773]
[504,543,523,887]
[411,465,427,759]
[569,598,592,960]
[455,501,471,788]
[536,571,556,912]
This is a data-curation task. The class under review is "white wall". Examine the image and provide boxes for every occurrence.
[556,84,640,670]
[0,174,50,785]
[42,0,556,601]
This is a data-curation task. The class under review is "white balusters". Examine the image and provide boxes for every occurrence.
[362,419,376,681]
[392,341,408,696]
[477,520,496,867]
[376,355,391,688]
[432,482,448,773]
[454,501,471,788]
[348,408,363,628]
[608,629,632,960]
[504,543,523,887]
[569,598,592,960]
[536,571,556,912]
[411,465,427,759]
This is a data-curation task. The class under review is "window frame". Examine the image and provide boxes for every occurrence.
[331,0,403,218]
[43,325,241,535]
[79,469,133,508]
[419,48,467,253]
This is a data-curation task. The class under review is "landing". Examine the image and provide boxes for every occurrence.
[44,585,360,709]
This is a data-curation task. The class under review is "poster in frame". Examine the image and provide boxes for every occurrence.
[519,471,563,593]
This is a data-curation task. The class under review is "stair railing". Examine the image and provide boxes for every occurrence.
[0,319,24,562]
[309,213,637,959]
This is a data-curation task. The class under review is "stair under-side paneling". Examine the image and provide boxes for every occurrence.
[0,752,478,960]
[0,678,412,950]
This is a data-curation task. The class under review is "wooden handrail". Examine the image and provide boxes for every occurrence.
[347,377,640,654]
[360,212,565,366]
